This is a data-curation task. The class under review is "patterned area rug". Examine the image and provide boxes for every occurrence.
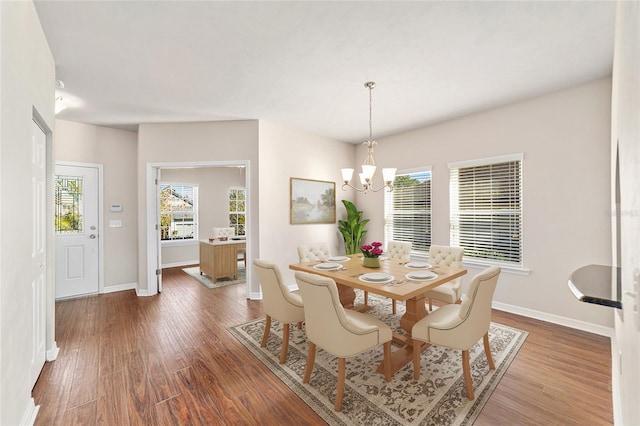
[229,294,527,425]
[182,265,246,289]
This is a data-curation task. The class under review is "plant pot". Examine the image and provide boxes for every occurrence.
[362,257,380,268]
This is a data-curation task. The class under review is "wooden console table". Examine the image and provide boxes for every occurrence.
[199,239,246,282]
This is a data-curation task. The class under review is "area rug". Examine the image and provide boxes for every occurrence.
[182,265,246,289]
[228,294,527,425]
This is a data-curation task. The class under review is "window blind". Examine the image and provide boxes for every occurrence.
[384,168,432,255]
[449,154,523,267]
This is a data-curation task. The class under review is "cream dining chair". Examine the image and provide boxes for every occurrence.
[412,265,501,400]
[386,240,412,314]
[296,242,331,262]
[295,271,392,412]
[253,259,305,364]
[297,242,371,306]
[424,245,464,311]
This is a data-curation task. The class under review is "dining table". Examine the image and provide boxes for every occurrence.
[289,254,467,375]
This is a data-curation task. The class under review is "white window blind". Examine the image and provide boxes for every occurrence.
[449,154,523,267]
[384,168,432,255]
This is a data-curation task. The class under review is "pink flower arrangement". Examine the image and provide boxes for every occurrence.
[361,241,384,258]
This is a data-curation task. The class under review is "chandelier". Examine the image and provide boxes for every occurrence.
[341,82,396,193]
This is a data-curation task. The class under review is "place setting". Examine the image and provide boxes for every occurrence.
[312,262,345,271]
[358,272,394,284]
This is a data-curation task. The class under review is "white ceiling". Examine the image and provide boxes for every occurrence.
[34,1,616,143]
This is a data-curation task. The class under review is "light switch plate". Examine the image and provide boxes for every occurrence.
[109,220,122,228]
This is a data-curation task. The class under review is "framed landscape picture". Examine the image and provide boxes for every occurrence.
[290,177,336,224]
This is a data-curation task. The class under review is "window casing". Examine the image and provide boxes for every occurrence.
[384,168,432,256]
[229,187,246,236]
[449,154,523,268]
[160,183,198,242]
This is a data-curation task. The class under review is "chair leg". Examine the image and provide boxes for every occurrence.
[261,315,271,347]
[303,342,316,384]
[383,341,392,382]
[279,323,290,364]
[428,298,433,311]
[413,339,422,380]
[462,350,475,400]
[335,357,346,412]
[483,332,495,370]
[392,300,396,314]
[364,291,369,305]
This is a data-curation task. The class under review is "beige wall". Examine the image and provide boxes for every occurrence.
[355,78,613,331]
[257,120,355,284]
[137,120,259,295]
[54,120,139,290]
[0,1,56,424]
[160,167,245,267]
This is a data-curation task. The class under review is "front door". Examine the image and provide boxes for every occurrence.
[55,164,100,299]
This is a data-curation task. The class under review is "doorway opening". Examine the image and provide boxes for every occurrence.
[145,160,251,296]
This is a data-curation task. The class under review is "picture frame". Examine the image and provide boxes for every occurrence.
[290,177,336,224]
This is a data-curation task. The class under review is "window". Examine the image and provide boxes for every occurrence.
[384,168,432,255]
[449,154,523,268]
[160,183,198,241]
[229,187,246,236]
[55,175,83,234]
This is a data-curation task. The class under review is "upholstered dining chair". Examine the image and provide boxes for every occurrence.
[294,271,392,412]
[297,242,371,306]
[412,265,501,400]
[296,242,331,262]
[424,245,464,311]
[253,259,305,364]
[386,240,412,314]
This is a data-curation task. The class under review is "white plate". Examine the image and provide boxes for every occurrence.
[359,273,394,284]
[313,262,342,270]
[405,271,437,281]
[328,256,350,262]
[405,262,432,269]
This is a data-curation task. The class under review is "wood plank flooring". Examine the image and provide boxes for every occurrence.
[33,266,613,425]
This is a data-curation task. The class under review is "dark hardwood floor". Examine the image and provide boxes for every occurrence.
[33,266,613,425]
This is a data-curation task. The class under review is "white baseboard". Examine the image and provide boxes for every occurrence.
[20,397,39,426]
[135,287,153,297]
[492,301,614,338]
[46,341,59,361]
[101,282,137,294]
[162,260,198,269]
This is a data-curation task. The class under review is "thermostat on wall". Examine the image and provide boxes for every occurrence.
[110,204,122,212]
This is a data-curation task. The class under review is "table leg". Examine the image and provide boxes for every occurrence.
[336,284,373,312]
[376,293,429,376]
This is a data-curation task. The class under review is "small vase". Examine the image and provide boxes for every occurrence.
[362,257,380,268]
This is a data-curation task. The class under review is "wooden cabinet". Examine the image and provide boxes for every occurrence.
[199,240,246,282]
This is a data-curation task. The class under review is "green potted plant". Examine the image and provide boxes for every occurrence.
[338,200,369,255]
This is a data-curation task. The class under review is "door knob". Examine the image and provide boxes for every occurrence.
[89,234,96,239]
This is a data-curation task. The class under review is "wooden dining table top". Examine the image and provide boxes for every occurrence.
[289,254,467,303]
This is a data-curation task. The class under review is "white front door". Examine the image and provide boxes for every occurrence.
[30,120,47,387]
[55,164,100,299]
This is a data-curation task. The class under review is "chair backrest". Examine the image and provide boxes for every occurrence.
[297,242,331,262]
[429,245,464,291]
[295,271,385,358]
[253,259,303,322]
[458,265,501,331]
[212,227,235,239]
[429,245,464,267]
[386,240,412,262]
